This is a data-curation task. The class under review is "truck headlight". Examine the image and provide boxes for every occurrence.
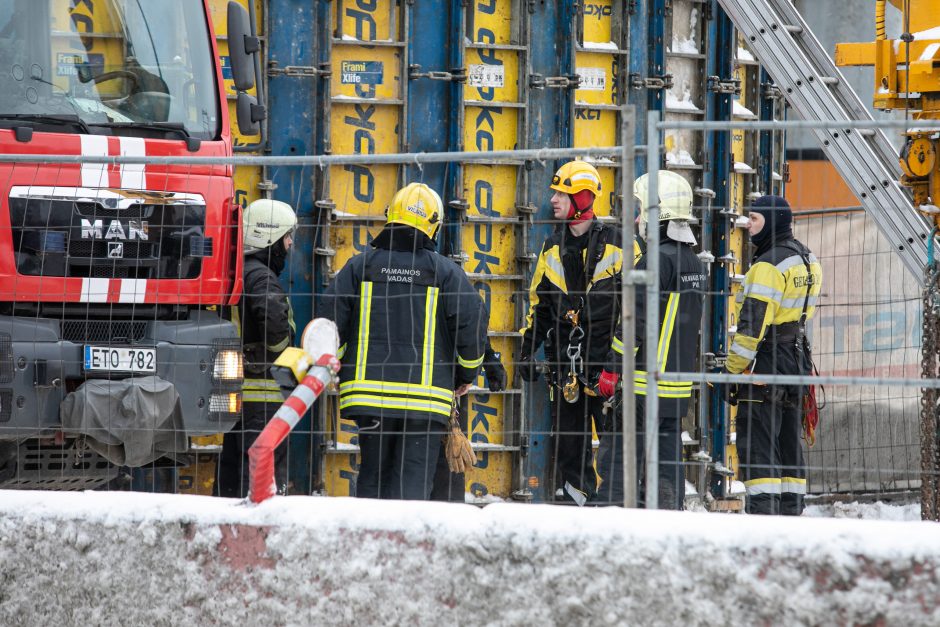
[213,349,243,382]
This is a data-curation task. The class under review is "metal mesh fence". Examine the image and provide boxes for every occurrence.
[796,209,922,496]
[1,116,939,519]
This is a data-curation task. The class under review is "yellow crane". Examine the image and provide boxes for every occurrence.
[835,0,940,213]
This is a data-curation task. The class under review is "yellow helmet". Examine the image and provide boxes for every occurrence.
[550,160,602,196]
[385,182,444,240]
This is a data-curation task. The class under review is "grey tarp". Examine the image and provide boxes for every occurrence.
[60,376,188,467]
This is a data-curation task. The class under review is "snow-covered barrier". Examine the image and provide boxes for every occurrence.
[1,492,939,626]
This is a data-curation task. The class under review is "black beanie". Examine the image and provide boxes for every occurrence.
[750,194,792,249]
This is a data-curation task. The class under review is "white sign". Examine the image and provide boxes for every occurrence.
[576,67,607,91]
[468,64,505,89]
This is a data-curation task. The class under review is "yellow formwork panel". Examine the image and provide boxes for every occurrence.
[727,63,751,480]
[331,221,386,270]
[210,0,263,146]
[574,109,617,148]
[463,106,519,152]
[464,163,519,215]
[331,101,403,154]
[209,0,263,210]
[331,47,402,101]
[334,0,398,41]
[465,392,512,497]
[573,110,617,216]
[468,1,513,44]
[461,223,516,278]
[582,0,614,44]
[323,397,360,497]
[325,0,403,497]
[461,0,518,499]
[329,101,400,229]
[463,49,520,104]
[574,4,619,220]
[466,335,515,499]
[575,51,616,106]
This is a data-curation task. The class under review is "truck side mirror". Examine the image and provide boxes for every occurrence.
[227,1,259,92]
[236,92,265,136]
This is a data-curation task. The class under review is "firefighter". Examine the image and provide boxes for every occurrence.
[720,195,822,516]
[319,183,486,500]
[519,160,624,504]
[594,171,706,508]
[219,198,297,498]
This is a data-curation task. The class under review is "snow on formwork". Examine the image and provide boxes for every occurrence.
[3,492,940,626]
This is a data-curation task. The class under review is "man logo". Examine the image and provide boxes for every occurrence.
[108,242,124,259]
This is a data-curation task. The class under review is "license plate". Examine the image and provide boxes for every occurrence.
[84,346,157,373]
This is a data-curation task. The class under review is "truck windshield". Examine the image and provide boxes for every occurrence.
[0,0,220,140]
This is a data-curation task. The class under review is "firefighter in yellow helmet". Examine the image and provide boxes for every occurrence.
[219,198,297,498]
[519,160,625,503]
[594,170,707,508]
[318,183,486,499]
[720,195,822,515]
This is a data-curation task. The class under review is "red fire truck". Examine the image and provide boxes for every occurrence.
[0,0,262,489]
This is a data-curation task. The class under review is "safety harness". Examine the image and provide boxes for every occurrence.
[558,223,607,403]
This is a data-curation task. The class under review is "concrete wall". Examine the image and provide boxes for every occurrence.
[1,492,939,626]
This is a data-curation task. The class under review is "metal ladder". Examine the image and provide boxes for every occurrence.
[718,0,932,283]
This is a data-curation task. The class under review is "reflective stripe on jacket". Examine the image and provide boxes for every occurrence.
[633,237,707,409]
[520,221,624,372]
[320,243,486,424]
[727,238,822,374]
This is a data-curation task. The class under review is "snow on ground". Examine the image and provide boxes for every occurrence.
[3,491,940,626]
[805,499,921,521]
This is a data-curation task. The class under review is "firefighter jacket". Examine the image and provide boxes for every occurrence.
[727,237,822,375]
[633,235,707,414]
[321,228,486,424]
[521,220,624,376]
[241,253,295,404]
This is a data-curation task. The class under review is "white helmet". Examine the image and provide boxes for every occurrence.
[243,199,297,253]
[633,171,696,245]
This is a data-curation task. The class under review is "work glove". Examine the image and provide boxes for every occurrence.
[597,370,620,398]
[483,350,507,392]
[518,354,541,382]
[444,403,476,473]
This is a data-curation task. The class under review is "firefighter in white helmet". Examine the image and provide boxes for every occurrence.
[219,198,297,498]
[595,170,706,508]
[318,183,485,500]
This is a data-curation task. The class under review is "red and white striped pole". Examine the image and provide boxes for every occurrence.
[247,320,340,504]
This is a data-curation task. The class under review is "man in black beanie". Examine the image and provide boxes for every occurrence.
[721,195,822,515]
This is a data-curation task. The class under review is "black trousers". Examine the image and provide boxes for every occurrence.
[356,416,443,500]
[430,447,464,502]
[551,391,604,500]
[737,384,806,515]
[594,397,683,509]
[218,400,289,498]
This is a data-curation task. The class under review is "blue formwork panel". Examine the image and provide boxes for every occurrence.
[267,0,320,494]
